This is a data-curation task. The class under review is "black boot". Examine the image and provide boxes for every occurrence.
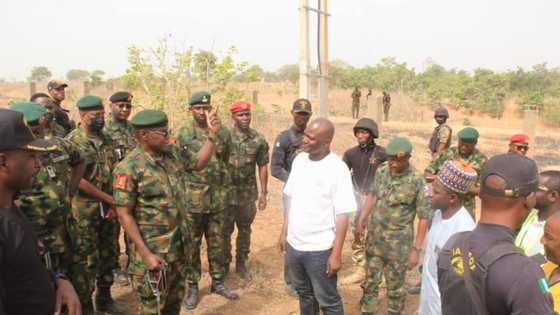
[235,260,250,280]
[95,286,125,314]
[211,280,239,300]
[183,283,199,310]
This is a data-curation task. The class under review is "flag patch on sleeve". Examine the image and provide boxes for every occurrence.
[115,174,128,190]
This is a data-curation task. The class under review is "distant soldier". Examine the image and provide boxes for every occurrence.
[356,137,431,315]
[382,91,391,122]
[30,92,66,138]
[429,106,452,158]
[352,87,362,119]
[47,80,76,134]
[65,96,120,315]
[425,127,488,219]
[224,101,269,279]
[105,91,137,286]
[341,118,386,284]
[113,109,219,315]
[178,91,239,310]
[11,102,85,273]
[271,98,312,296]
[509,134,530,156]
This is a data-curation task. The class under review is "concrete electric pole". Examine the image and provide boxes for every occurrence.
[299,0,310,100]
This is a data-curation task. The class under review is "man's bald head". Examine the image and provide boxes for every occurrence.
[307,118,335,143]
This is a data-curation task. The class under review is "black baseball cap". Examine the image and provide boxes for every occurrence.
[0,109,56,152]
[292,98,312,113]
[480,153,538,198]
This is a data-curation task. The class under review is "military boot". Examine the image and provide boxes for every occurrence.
[95,286,125,314]
[235,260,251,280]
[183,283,199,310]
[211,280,239,300]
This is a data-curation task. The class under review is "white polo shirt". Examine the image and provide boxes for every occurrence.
[284,152,357,251]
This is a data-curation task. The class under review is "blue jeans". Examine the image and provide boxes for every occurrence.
[287,244,344,315]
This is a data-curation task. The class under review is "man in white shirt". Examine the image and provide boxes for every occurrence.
[419,160,477,315]
[278,118,356,315]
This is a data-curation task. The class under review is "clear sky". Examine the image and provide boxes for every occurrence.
[2,0,558,80]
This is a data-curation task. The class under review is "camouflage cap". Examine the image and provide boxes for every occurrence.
[109,91,133,103]
[130,109,168,129]
[77,95,104,111]
[292,98,312,113]
[386,137,413,157]
[189,91,211,106]
[10,102,46,125]
[47,80,68,91]
[457,127,479,141]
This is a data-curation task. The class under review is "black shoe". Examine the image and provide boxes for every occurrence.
[113,269,130,286]
[95,287,125,314]
[211,280,239,300]
[183,283,199,310]
[236,260,251,280]
[408,282,421,295]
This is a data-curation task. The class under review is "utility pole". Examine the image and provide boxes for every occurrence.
[318,0,328,117]
[299,0,310,100]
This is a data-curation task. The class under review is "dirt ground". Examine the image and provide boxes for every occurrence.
[2,82,560,314]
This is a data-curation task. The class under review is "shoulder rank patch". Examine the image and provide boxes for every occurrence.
[115,174,128,190]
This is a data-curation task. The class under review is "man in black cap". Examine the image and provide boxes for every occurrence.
[47,80,76,134]
[0,108,81,315]
[271,98,312,296]
[341,118,386,284]
[105,91,137,286]
[437,154,555,315]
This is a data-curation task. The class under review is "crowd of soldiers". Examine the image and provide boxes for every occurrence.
[1,80,560,315]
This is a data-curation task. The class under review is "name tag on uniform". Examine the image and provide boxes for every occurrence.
[46,165,57,179]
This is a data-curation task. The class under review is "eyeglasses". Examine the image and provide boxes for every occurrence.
[150,129,170,137]
[514,144,529,151]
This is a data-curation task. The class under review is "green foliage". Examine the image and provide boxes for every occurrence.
[462,118,472,126]
[276,64,299,84]
[193,50,217,84]
[66,69,90,81]
[90,70,106,87]
[29,66,52,82]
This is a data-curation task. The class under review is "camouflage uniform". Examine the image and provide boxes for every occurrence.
[177,125,232,284]
[360,164,431,314]
[104,117,137,280]
[225,127,269,267]
[45,120,67,139]
[14,137,81,273]
[113,145,196,315]
[65,128,116,313]
[425,146,487,217]
[351,88,362,119]
[428,123,452,156]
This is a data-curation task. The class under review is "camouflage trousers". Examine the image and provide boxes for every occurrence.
[360,227,412,314]
[186,210,226,283]
[224,202,257,265]
[67,199,119,314]
[130,259,186,315]
[92,216,120,288]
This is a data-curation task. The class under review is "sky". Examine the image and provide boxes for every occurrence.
[1,0,559,80]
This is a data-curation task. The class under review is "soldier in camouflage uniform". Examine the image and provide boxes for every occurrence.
[224,101,269,279]
[355,137,431,315]
[113,109,220,315]
[11,102,85,273]
[105,91,138,286]
[178,91,239,310]
[428,106,452,159]
[65,96,119,315]
[30,92,67,138]
[425,127,487,219]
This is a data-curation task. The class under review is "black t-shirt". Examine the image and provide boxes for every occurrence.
[470,224,555,315]
[342,143,386,194]
[0,206,55,315]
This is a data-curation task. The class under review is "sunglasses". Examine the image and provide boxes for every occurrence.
[514,144,529,151]
[150,129,170,137]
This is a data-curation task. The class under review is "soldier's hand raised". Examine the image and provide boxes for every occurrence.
[206,108,221,136]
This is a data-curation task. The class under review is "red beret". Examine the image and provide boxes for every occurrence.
[229,101,251,113]
[510,134,529,144]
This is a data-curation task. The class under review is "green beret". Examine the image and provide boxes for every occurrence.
[130,109,168,129]
[386,137,413,156]
[10,102,46,125]
[189,91,211,106]
[77,95,103,111]
[458,127,479,141]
